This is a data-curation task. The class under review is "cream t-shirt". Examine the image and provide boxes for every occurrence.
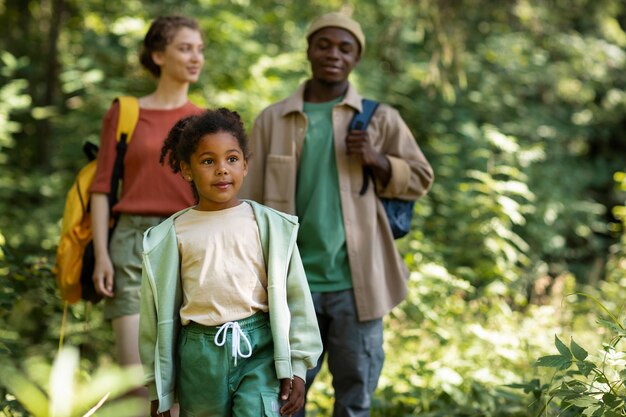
[174,202,269,326]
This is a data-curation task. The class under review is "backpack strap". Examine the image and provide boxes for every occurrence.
[115,96,140,144]
[349,98,379,131]
[108,96,140,210]
[348,99,380,196]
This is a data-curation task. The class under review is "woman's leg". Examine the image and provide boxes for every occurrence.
[112,314,150,417]
[112,313,141,366]
[108,215,176,416]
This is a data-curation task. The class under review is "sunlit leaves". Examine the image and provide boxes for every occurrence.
[0,52,30,158]
[530,297,626,417]
[0,346,145,417]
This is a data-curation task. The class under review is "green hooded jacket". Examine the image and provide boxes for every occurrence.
[139,200,322,412]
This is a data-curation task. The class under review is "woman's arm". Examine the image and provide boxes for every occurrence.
[91,192,114,297]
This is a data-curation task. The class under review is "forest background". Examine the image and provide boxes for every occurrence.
[1,0,625,416]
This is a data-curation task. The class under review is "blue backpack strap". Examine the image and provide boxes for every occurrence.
[348,99,380,195]
[349,98,380,131]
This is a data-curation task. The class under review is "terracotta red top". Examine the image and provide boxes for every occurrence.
[91,100,202,216]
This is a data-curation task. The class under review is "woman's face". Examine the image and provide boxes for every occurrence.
[152,27,204,84]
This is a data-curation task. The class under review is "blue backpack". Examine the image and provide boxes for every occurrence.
[349,99,415,239]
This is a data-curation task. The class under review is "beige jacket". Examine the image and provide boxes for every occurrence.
[241,82,434,321]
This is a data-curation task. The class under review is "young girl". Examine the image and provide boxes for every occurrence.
[139,108,322,417]
[90,15,204,414]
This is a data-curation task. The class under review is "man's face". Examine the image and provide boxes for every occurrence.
[307,27,361,84]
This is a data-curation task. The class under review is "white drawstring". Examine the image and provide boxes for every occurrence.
[214,321,252,366]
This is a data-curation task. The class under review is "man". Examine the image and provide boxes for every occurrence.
[241,12,434,417]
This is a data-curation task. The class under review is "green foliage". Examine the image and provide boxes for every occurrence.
[365,264,572,416]
[0,1,625,416]
[402,0,626,289]
[0,255,116,415]
[0,51,32,259]
[527,296,626,417]
[0,52,30,161]
[1,0,624,282]
[305,263,592,416]
[608,172,626,283]
[0,346,145,417]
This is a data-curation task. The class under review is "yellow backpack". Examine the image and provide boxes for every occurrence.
[55,96,139,304]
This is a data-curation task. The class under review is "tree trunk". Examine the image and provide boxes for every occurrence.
[39,0,65,171]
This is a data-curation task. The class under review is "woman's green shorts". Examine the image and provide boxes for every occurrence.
[104,214,164,320]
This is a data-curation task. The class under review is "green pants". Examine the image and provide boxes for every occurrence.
[176,312,282,417]
[105,214,165,320]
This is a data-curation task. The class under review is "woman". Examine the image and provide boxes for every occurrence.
[90,15,204,414]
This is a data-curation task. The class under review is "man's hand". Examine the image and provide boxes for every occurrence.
[279,376,305,416]
[346,129,391,186]
[346,129,380,166]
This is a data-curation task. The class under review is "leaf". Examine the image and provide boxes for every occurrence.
[85,397,145,417]
[555,335,572,359]
[73,364,144,414]
[564,380,588,393]
[597,318,624,335]
[0,362,48,417]
[551,388,580,399]
[602,392,623,409]
[576,360,597,377]
[507,379,540,394]
[571,338,588,361]
[581,404,601,416]
[506,382,533,391]
[567,396,600,407]
[596,374,609,384]
[565,368,583,377]
[536,355,572,369]
[50,346,79,417]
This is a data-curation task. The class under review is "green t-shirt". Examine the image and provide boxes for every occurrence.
[296,98,352,292]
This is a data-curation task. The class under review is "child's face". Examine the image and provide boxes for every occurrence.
[181,132,248,211]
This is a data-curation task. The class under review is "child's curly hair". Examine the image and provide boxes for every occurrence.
[160,108,250,200]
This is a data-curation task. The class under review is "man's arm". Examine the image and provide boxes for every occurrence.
[371,105,434,199]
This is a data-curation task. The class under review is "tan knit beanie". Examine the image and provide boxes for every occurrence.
[306,12,365,53]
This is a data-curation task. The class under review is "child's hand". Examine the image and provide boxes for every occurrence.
[150,400,171,417]
[279,376,305,416]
